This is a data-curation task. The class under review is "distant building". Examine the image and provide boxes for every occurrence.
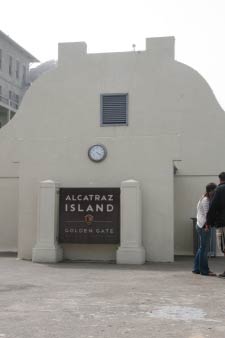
[29,60,57,83]
[0,30,38,128]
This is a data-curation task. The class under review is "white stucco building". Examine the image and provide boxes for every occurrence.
[0,36,224,262]
[0,30,38,128]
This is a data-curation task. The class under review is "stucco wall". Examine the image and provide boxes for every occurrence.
[14,37,179,261]
[0,129,19,252]
[0,177,18,252]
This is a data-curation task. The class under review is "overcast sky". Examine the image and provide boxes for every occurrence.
[1,0,225,108]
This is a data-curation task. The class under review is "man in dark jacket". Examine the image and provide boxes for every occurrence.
[207,172,225,278]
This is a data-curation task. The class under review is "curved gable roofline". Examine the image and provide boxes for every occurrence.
[174,59,225,112]
[0,30,39,62]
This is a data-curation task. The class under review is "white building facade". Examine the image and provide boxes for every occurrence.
[0,36,224,262]
[0,30,38,128]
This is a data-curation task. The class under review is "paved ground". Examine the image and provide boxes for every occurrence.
[0,255,225,338]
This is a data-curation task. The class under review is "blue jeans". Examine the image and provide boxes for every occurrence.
[193,225,211,275]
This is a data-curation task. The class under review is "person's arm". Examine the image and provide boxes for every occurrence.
[201,197,209,217]
[206,189,220,226]
[200,197,210,231]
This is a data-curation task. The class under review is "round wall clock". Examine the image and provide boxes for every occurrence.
[88,144,107,162]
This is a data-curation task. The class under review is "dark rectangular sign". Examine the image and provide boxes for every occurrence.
[58,188,120,244]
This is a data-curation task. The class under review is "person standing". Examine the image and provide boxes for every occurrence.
[207,172,225,278]
[193,183,217,276]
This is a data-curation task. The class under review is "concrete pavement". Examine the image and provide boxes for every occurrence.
[0,254,225,338]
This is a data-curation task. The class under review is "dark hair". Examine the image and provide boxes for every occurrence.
[219,172,225,181]
[205,182,217,197]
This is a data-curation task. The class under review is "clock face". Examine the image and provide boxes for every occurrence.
[88,144,107,162]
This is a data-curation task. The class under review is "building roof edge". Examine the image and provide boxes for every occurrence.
[0,30,39,62]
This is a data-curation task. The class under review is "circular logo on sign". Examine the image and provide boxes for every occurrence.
[84,214,94,225]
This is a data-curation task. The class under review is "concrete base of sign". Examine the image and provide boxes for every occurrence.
[32,180,63,263]
[32,245,63,263]
[116,246,146,264]
[116,179,146,264]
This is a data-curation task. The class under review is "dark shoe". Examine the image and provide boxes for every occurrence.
[192,270,200,274]
[208,271,217,276]
[218,272,225,278]
[201,271,217,276]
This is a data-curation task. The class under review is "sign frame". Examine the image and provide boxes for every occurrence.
[58,187,120,244]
